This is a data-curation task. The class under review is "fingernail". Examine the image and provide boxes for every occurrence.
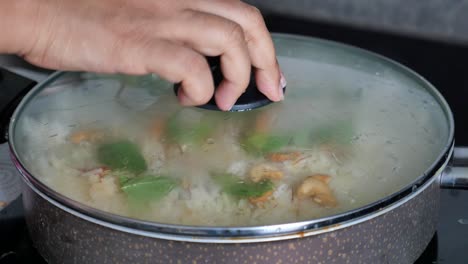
[215,83,237,111]
[280,72,287,88]
[278,72,287,100]
[219,97,236,111]
[218,99,236,111]
[224,102,235,111]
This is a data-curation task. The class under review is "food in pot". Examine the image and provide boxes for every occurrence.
[248,190,274,205]
[267,151,301,162]
[249,163,283,182]
[120,175,177,204]
[69,129,103,144]
[296,174,337,207]
[22,107,358,226]
[17,58,448,227]
[97,140,147,174]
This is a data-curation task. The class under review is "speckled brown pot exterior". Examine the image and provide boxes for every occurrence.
[22,179,440,264]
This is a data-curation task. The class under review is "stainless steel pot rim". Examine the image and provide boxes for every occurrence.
[8,33,456,243]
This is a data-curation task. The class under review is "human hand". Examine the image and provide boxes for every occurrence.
[5,0,285,111]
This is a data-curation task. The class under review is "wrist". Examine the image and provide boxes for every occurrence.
[0,0,40,54]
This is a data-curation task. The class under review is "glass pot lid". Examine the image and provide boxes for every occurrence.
[11,34,452,228]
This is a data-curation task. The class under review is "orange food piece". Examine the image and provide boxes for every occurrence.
[249,190,273,204]
[81,167,111,180]
[69,129,103,144]
[296,174,337,207]
[249,164,283,182]
[149,119,166,139]
[267,151,301,162]
[311,174,331,184]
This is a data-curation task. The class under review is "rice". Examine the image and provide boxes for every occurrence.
[15,64,448,227]
[24,128,350,226]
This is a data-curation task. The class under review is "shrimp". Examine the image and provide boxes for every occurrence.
[249,164,283,182]
[267,151,301,162]
[296,174,338,207]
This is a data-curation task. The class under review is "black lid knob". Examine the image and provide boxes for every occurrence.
[174,57,285,112]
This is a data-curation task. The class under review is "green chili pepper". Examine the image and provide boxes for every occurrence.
[241,133,289,156]
[211,172,274,199]
[97,140,147,174]
[121,175,177,203]
[165,111,214,146]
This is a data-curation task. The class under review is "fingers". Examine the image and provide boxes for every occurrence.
[191,0,284,102]
[164,10,251,110]
[17,0,283,112]
[112,2,281,111]
[115,38,214,106]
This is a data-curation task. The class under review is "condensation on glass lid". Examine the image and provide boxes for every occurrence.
[11,35,450,227]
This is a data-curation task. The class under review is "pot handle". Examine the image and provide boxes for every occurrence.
[440,147,468,190]
[0,68,38,144]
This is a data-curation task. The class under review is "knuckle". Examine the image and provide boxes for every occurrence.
[179,52,207,76]
[243,5,265,28]
[224,22,245,46]
[178,54,212,104]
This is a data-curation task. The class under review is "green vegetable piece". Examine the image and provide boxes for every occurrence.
[227,179,274,198]
[118,174,132,186]
[242,133,289,156]
[166,113,212,145]
[121,175,177,203]
[97,140,147,174]
[212,173,274,198]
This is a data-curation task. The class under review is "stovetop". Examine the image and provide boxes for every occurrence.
[1,16,468,264]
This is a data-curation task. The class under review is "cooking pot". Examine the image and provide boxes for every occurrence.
[2,33,468,264]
